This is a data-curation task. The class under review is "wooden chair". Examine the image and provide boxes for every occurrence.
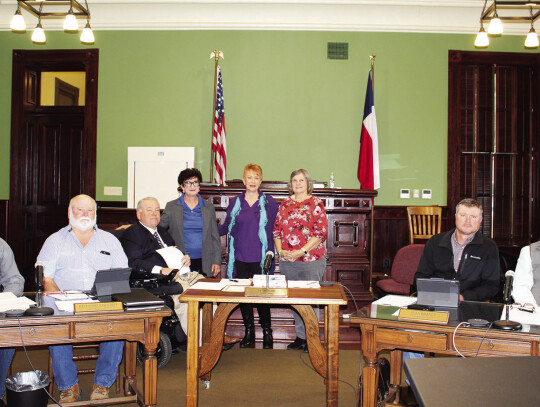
[48,343,122,394]
[407,206,442,244]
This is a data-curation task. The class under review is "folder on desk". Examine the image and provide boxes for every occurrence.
[112,288,165,308]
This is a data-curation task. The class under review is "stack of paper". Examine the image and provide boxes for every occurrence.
[252,275,287,288]
[0,292,35,312]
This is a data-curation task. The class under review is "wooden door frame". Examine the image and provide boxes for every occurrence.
[447,50,540,245]
[8,49,99,271]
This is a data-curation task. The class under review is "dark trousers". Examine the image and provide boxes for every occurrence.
[235,260,271,328]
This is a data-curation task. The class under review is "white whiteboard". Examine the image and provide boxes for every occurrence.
[127,147,195,209]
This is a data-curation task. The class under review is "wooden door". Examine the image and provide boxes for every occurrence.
[8,50,98,288]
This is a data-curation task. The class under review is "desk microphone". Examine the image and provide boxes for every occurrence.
[493,270,521,331]
[263,251,274,274]
[25,263,54,317]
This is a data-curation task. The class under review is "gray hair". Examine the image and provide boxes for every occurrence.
[288,168,314,195]
[456,198,483,216]
[136,197,160,212]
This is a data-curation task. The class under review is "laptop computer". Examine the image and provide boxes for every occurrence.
[112,288,165,308]
[416,278,460,308]
[90,268,132,297]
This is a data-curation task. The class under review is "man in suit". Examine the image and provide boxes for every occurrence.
[120,197,190,339]
[0,238,25,406]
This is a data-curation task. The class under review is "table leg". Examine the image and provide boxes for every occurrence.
[142,316,162,407]
[124,341,137,396]
[186,300,200,407]
[359,324,378,407]
[326,304,339,407]
[389,350,403,404]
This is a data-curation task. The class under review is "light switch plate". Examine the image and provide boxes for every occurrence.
[400,189,410,199]
[413,189,420,198]
[422,189,432,199]
[104,186,123,196]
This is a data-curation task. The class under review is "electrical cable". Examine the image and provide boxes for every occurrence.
[452,321,493,359]
[16,317,62,406]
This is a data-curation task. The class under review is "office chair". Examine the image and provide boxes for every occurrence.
[374,244,425,296]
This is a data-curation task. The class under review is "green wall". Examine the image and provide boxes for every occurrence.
[0,30,533,205]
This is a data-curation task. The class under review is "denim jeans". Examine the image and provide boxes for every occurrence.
[49,341,124,390]
[402,351,424,385]
[0,348,15,397]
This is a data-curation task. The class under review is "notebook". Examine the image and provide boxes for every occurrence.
[112,288,165,308]
[416,278,460,308]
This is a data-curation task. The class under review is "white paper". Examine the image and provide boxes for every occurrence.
[46,291,89,301]
[188,281,226,291]
[221,286,247,292]
[372,294,417,308]
[501,306,540,326]
[287,280,321,289]
[156,247,191,275]
[222,279,251,286]
[252,275,287,288]
[0,295,36,312]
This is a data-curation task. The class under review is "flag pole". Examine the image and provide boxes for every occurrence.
[368,54,376,297]
[209,50,224,182]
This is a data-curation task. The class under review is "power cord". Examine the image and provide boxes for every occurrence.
[321,282,359,313]
[16,317,62,406]
[452,321,493,358]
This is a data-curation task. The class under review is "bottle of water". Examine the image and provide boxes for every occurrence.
[329,172,335,188]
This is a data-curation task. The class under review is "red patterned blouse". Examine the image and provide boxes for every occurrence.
[273,195,328,262]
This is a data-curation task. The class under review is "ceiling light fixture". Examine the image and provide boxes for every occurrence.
[10,0,93,45]
[476,1,540,49]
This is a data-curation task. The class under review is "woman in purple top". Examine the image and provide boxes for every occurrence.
[219,164,279,349]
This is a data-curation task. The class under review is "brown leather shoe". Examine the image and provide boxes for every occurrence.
[59,383,80,403]
[90,384,109,400]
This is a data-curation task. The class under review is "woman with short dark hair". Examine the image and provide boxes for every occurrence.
[160,168,221,277]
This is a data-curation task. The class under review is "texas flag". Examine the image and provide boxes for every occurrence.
[357,70,380,190]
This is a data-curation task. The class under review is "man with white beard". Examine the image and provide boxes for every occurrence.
[36,194,128,403]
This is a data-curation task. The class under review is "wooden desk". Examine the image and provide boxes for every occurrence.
[2,297,170,407]
[404,356,540,407]
[350,302,540,407]
[179,280,348,407]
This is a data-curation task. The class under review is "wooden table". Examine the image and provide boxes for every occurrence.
[179,279,348,407]
[350,301,540,407]
[2,295,170,407]
[404,356,540,407]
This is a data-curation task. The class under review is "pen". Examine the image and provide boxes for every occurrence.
[100,250,110,255]
[230,279,239,282]
[519,307,534,313]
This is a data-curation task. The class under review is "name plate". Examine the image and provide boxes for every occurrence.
[398,308,449,325]
[74,302,124,313]
[244,287,288,297]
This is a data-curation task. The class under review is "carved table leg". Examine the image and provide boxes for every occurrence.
[142,316,161,407]
[388,349,403,404]
[360,323,378,407]
[186,301,201,407]
[124,341,137,396]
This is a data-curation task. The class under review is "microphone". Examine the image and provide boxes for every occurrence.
[502,270,515,304]
[493,270,521,331]
[36,263,45,292]
[26,262,54,316]
[263,251,274,273]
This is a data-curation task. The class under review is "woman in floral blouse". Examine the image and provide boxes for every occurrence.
[273,168,328,352]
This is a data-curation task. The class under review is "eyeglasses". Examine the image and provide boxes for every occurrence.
[183,180,200,187]
[511,303,536,313]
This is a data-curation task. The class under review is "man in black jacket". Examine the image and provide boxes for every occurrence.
[415,198,500,301]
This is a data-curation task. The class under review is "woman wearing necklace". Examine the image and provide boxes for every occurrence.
[160,168,222,278]
[273,168,328,352]
[219,164,279,349]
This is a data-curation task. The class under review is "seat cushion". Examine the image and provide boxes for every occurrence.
[376,279,410,295]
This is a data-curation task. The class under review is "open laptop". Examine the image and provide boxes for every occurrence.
[416,278,460,308]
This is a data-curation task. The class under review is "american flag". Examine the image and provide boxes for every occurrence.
[212,66,227,185]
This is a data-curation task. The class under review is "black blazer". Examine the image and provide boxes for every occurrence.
[120,222,176,273]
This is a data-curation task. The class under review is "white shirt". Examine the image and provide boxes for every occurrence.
[511,246,538,307]
[139,222,167,275]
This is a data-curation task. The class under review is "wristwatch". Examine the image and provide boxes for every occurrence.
[301,247,308,255]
